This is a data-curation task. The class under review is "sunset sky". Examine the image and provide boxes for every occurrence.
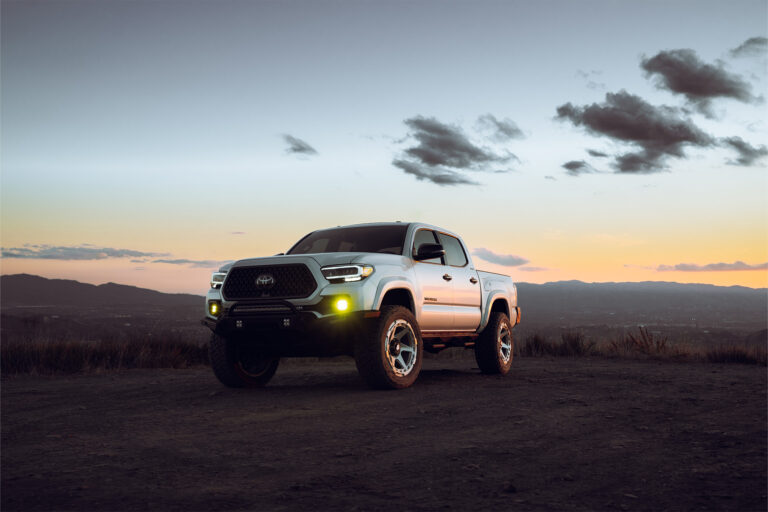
[2,0,767,294]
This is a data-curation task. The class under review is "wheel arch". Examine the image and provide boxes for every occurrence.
[478,293,512,333]
[373,278,416,313]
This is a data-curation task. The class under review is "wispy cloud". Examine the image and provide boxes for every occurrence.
[657,261,768,272]
[556,90,714,173]
[2,245,167,260]
[641,49,758,117]
[1,244,227,268]
[392,159,479,186]
[587,149,608,158]
[576,69,605,90]
[562,160,597,176]
[153,258,230,268]
[401,116,513,169]
[392,115,519,186]
[721,136,768,166]
[476,114,524,141]
[282,134,318,156]
[472,247,529,267]
[518,266,548,272]
[730,36,768,58]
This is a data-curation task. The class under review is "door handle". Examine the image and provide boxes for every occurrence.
[442,274,452,281]
[470,277,478,284]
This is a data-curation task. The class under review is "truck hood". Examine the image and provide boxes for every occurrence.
[227,252,406,269]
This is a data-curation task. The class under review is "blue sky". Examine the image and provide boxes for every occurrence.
[2,0,766,293]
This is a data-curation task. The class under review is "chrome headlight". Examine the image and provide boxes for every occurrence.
[321,265,374,283]
[210,271,227,289]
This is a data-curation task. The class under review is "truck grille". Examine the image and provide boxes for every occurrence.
[223,264,317,300]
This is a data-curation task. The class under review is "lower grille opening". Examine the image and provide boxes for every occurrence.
[231,304,293,316]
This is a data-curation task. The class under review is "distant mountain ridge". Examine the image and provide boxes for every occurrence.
[0,274,202,307]
[516,280,766,329]
[1,274,765,331]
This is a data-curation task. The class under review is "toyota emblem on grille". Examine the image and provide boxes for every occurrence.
[255,274,275,289]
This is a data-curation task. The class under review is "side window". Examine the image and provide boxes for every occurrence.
[412,229,442,265]
[437,233,468,267]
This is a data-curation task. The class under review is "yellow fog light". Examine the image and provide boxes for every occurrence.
[209,301,221,317]
[334,298,349,312]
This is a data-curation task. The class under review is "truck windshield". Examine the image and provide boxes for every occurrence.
[287,225,408,255]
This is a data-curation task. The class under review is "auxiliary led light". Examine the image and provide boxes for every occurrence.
[209,301,221,316]
[335,298,349,312]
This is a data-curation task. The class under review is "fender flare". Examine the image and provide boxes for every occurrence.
[478,292,513,333]
[372,277,417,312]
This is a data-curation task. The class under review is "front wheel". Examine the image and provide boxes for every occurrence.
[209,333,279,388]
[474,312,513,375]
[354,306,423,389]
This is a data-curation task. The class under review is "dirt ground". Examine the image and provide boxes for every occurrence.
[2,357,766,511]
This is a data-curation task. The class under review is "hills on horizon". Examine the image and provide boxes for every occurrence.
[1,273,765,329]
[0,274,201,308]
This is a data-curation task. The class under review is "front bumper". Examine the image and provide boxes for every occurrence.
[201,299,376,357]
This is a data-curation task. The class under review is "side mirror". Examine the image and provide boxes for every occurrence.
[414,243,445,261]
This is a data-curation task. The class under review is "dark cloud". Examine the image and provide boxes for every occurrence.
[153,258,229,268]
[476,114,524,141]
[402,116,513,168]
[392,159,478,186]
[393,115,517,186]
[641,49,757,116]
[587,149,608,158]
[1,245,166,260]
[562,160,596,176]
[657,261,768,272]
[730,37,768,57]
[556,90,714,172]
[472,248,529,267]
[282,134,318,155]
[721,136,768,166]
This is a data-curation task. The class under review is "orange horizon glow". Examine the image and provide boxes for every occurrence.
[2,254,766,296]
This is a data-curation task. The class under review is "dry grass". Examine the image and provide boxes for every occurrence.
[2,326,765,376]
[706,345,768,365]
[1,334,209,375]
[519,332,596,357]
[521,327,766,366]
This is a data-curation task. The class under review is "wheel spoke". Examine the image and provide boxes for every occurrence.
[399,344,415,354]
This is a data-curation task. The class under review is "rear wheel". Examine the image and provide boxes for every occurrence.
[209,333,279,388]
[354,306,423,389]
[474,312,513,375]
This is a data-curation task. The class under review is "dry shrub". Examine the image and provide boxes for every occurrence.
[607,327,671,358]
[627,327,667,355]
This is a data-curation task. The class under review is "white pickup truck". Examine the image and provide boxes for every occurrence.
[202,222,520,389]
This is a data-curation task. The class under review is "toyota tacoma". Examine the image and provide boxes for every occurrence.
[202,222,520,389]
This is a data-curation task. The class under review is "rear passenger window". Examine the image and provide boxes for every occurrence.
[412,229,442,264]
[437,233,468,267]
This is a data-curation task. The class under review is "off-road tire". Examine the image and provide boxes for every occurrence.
[474,312,513,375]
[354,306,423,390]
[209,333,279,388]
